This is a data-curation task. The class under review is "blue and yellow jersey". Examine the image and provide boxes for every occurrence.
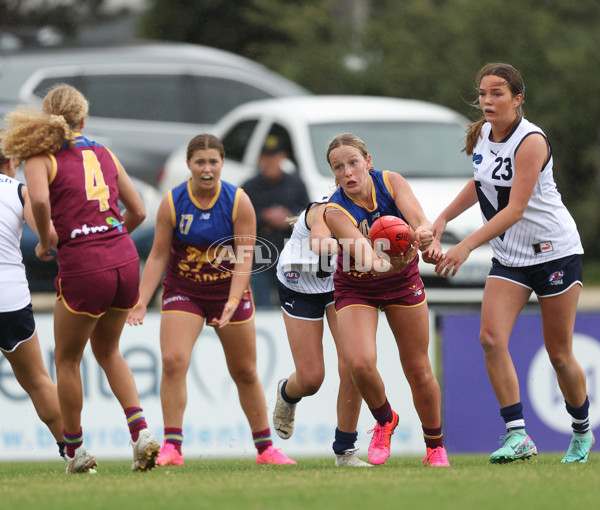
[327,170,402,238]
[164,179,242,295]
[327,170,418,284]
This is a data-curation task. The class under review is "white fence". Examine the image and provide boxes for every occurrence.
[0,309,436,462]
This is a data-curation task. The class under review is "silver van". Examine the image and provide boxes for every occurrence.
[0,42,308,185]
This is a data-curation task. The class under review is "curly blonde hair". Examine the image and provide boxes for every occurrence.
[0,84,88,166]
[0,132,9,171]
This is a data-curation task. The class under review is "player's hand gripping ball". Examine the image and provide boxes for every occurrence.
[369,216,411,256]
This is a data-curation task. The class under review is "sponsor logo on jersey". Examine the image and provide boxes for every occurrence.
[473,153,483,165]
[70,223,109,238]
[200,213,211,220]
[533,241,553,254]
[70,217,124,239]
[106,216,124,232]
[370,212,381,222]
[409,284,423,297]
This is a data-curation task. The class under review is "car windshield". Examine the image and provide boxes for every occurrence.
[309,121,471,178]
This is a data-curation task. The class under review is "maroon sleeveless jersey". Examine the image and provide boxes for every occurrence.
[48,135,138,276]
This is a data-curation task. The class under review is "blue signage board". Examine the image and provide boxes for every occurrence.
[441,312,600,453]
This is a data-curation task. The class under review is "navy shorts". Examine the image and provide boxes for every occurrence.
[488,254,582,297]
[0,303,36,353]
[277,280,334,321]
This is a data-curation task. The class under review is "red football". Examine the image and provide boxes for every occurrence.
[369,215,411,256]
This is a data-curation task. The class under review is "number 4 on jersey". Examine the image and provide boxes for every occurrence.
[83,150,110,212]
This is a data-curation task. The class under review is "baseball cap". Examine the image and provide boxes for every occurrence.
[261,134,288,155]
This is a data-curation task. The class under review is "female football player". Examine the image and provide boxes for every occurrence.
[432,63,592,463]
[324,133,450,467]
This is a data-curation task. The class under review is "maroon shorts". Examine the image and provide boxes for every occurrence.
[334,261,426,312]
[56,259,140,317]
[161,283,254,326]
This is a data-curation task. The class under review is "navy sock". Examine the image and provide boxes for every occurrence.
[332,428,358,455]
[500,402,525,431]
[565,396,590,434]
[57,441,66,459]
[281,379,302,404]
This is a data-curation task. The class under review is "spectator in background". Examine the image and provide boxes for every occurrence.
[242,132,309,307]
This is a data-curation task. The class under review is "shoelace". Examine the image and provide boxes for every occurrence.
[423,447,447,465]
[566,437,587,455]
[498,433,523,446]
[262,447,287,461]
[368,423,393,448]
[498,434,510,445]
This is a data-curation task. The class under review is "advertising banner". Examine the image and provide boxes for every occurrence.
[441,312,600,453]
[0,310,436,461]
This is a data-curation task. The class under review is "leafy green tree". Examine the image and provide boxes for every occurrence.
[137,0,285,58]
[362,0,600,254]
[137,0,359,92]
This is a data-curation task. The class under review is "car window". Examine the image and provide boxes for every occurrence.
[221,120,259,162]
[190,76,272,124]
[85,75,191,123]
[34,74,192,123]
[33,76,85,97]
[33,74,274,125]
[309,121,470,178]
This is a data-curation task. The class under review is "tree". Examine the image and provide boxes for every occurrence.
[137,0,359,92]
[361,0,600,254]
[137,0,284,58]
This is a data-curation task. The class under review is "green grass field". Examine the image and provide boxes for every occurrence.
[1,454,598,510]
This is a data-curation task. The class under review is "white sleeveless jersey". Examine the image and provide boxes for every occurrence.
[473,118,583,267]
[0,175,31,312]
[276,202,335,294]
